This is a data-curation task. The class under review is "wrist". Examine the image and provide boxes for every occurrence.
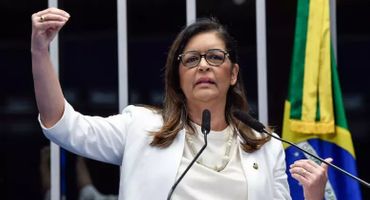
[31,48,49,56]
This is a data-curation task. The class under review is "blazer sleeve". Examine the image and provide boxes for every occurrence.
[39,99,137,165]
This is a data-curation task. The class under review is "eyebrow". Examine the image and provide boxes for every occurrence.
[183,48,227,54]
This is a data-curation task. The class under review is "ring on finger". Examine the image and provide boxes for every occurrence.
[40,15,45,22]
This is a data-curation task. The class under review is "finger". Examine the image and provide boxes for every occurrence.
[36,7,70,19]
[290,166,310,178]
[291,171,309,185]
[32,12,69,32]
[32,13,69,26]
[290,168,310,185]
[301,158,332,175]
[33,21,68,33]
[296,159,327,179]
[40,13,69,22]
[304,159,321,172]
[32,8,70,27]
[321,157,333,171]
[290,159,308,167]
[290,159,315,174]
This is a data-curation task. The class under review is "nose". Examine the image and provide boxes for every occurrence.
[198,56,210,71]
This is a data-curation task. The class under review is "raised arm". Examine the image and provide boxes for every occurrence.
[31,8,70,127]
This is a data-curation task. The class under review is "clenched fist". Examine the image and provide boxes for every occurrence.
[31,7,70,54]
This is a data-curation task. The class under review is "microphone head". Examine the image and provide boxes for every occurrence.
[201,109,211,134]
[233,110,265,133]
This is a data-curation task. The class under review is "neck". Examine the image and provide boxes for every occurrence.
[187,101,228,131]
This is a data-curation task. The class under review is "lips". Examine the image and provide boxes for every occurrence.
[195,77,216,85]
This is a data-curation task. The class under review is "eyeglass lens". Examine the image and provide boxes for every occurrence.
[180,49,227,67]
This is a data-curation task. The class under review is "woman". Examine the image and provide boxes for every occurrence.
[31,7,330,200]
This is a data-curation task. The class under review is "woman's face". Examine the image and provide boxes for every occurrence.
[178,31,239,106]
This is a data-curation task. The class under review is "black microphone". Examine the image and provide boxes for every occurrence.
[201,109,211,134]
[233,110,370,188]
[167,109,211,200]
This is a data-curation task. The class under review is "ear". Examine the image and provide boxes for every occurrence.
[230,63,239,86]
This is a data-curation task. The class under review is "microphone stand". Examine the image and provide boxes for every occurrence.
[260,128,370,188]
[166,128,209,200]
[233,110,370,188]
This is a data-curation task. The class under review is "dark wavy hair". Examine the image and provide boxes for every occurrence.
[150,18,270,152]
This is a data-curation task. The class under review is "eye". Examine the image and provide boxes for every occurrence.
[207,53,224,61]
[183,53,200,65]
[206,50,225,64]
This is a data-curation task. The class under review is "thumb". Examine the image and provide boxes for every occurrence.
[321,157,333,171]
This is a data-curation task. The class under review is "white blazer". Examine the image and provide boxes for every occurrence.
[40,101,291,200]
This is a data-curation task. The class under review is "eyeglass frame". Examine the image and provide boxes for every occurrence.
[177,49,230,68]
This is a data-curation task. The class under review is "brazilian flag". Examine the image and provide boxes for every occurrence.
[282,0,362,199]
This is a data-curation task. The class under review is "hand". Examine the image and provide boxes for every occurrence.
[289,158,333,200]
[31,7,70,53]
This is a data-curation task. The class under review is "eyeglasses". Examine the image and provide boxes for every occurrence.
[177,49,229,68]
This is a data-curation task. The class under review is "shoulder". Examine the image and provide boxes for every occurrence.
[121,105,161,117]
[252,130,284,154]
[120,105,163,127]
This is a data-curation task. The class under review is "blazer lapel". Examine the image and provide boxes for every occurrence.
[239,145,270,200]
[145,129,186,199]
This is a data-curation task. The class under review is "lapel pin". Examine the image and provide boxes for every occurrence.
[253,162,258,170]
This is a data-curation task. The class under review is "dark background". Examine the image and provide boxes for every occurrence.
[0,0,369,199]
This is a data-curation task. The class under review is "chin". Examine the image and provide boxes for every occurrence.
[193,92,218,102]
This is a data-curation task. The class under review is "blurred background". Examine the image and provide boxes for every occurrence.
[0,0,369,199]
